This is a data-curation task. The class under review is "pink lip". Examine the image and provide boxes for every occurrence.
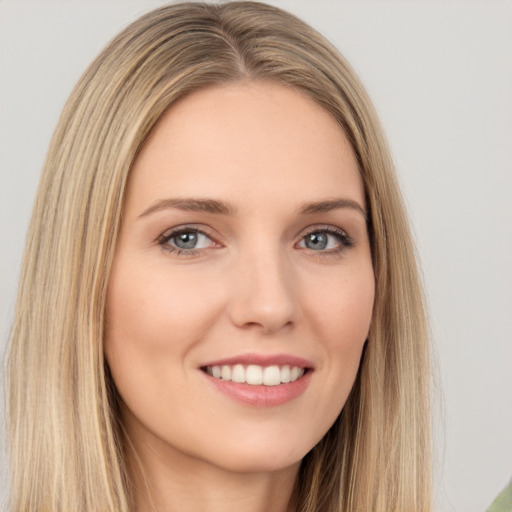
[201,353,314,369]
[202,371,312,407]
[199,353,314,407]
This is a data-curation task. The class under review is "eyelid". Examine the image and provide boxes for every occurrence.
[157,224,216,241]
[295,224,354,253]
[155,223,354,258]
[156,224,221,255]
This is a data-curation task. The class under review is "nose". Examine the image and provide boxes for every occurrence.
[227,245,298,334]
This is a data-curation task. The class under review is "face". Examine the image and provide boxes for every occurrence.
[105,81,374,475]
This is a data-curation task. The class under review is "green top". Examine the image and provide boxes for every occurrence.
[487,479,512,512]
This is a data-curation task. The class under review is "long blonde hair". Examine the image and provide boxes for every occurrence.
[5,2,431,511]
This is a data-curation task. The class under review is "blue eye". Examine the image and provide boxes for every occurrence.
[173,231,199,249]
[158,228,216,254]
[298,228,353,253]
[303,232,329,250]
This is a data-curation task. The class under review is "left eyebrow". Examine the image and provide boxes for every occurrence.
[298,198,367,220]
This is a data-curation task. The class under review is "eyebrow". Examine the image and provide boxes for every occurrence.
[138,197,366,219]
[298,198,367,220]
[138,198,236,218]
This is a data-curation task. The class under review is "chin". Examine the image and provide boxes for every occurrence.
[208,450,303,475]
[195,429,321,475]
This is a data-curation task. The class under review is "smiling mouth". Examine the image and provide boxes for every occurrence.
[201,364,308,386]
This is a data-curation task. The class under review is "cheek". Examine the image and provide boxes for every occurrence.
[106,260,221,345]
[103,260,224,394]
[309,263,374,348]
[330,273,373,370]
[304,266,374,420]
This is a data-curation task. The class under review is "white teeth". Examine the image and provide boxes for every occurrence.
[290,367,304,382]
[246,365,263,385]
[207,364,306,386]
[262,365,281,386]
[221,365,231,380]
[280,365,291,383]
[231,364,245,383]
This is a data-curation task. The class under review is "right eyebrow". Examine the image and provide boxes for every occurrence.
[138,197,237,219]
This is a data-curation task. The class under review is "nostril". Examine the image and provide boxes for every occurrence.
[226,266,298,333]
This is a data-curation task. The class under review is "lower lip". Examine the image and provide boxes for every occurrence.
[202,371,312,407]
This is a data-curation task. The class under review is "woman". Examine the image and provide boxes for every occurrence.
[5,2,431,511]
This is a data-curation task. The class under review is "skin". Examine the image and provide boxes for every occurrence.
[105,81,375,512]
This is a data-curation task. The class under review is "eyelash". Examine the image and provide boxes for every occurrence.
[157,226,216,257]
[298,225,354,256]
[157,225,354,257]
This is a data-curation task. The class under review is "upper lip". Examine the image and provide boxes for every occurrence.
[200,353,314,369]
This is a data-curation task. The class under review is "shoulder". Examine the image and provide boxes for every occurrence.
[487,479,512,512]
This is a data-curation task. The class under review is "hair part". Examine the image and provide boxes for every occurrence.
[6,2,431,511]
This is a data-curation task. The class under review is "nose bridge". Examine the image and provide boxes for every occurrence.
[228,236,297,333]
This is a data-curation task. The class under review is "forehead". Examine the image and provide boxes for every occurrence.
[126,81,363,215]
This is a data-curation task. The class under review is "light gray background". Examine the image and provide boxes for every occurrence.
[1,1,511,511]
